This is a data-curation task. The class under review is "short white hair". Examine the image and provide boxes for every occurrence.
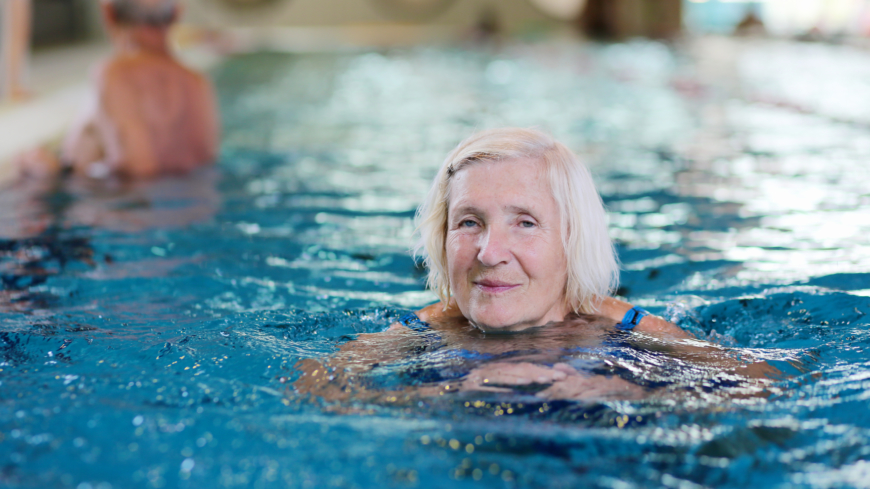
[414,127,619,314]
[107,0,178,25]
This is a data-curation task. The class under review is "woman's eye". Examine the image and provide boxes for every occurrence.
[461,220,478,228]
[520,220,536,228]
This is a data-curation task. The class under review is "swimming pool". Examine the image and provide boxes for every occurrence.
[2,37,870,488]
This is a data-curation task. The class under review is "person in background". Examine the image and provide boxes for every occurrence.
[18,0,219,179]
[1,0,31,101]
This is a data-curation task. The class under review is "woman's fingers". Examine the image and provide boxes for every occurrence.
[462,362,568,389]
[552,362,579,375]
[536,374,646,401]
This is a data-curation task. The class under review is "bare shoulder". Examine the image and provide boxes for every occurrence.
[184,65,213,86]
[161,59,213,89]
[385,300,462,332]
[415,302,443,322]
[99,54,155,93]
[101,53,208,84]
[416,299,463,322]
[99,56,135,85]
[168,61,217,106]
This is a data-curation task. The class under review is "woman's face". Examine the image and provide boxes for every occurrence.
[446,157,569,332]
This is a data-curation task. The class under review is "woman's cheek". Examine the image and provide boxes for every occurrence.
[447,233,474,255]
[445,236,470,285]
[519,236,564,271]
[445,233,460,258]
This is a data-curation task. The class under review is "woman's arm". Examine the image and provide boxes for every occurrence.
[598,296,694,339]
[599,296,780,380]
[293,327,426,402]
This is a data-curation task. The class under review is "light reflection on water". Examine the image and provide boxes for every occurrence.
[0,37,869,488]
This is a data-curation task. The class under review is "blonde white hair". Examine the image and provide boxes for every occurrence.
[414,127,619,314]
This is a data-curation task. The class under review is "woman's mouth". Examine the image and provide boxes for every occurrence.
[474,280,520,294]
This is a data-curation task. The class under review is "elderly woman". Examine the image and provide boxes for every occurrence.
[295,128,775,404]
[404,127,690,337]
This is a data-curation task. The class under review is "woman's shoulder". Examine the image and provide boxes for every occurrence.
[386,300,463,332]
[416,300,464,322]
[415,302,442,322]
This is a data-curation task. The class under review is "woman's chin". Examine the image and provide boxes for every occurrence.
[464,303,570,333]
[467,313,539,333]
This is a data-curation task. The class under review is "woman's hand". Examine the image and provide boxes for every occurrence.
[460,362,570,392]
[459,361,646,401]
[536,369,647,401]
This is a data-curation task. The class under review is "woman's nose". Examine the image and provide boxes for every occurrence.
[477,225,512,267]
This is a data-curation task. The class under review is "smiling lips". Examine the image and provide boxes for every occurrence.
[473,279,520,294]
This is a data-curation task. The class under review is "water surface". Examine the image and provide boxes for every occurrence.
[2,38,870,488]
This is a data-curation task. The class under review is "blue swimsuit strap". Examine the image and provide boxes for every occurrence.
[398,313,433,333]
[615,306,649,331]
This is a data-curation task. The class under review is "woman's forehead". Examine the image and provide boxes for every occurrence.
[450,157,546,187]
[447,158,555,211]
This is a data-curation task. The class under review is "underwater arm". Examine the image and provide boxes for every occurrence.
[298,301,466,405]
[599,296,694,339]
[639,335,781,381]
[293,328,426,403]
[599,297,779,380]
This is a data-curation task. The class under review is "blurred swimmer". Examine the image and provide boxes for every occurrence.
[18,0,219,179]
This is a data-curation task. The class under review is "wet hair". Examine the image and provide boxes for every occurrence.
[414,127,619,314]
[107,0,178,26]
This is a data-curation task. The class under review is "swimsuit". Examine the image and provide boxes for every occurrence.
[378,311,743,397]
[397,312,432,332]
[391,312,703,390]
[386,313,632,388]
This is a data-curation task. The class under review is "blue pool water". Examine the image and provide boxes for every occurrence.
[2,37,870,488]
